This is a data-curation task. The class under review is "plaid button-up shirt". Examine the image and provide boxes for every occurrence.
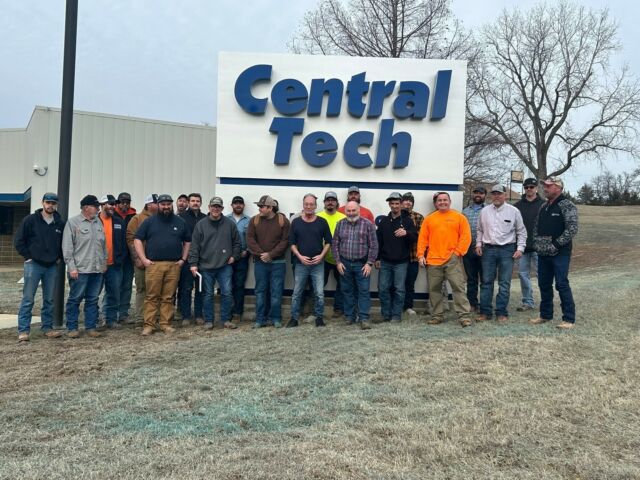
[407,210,424,262]
[331,217,378,264]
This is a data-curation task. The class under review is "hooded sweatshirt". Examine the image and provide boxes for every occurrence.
[188,215,241,270]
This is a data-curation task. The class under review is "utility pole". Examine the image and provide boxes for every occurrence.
[54,0,78,327]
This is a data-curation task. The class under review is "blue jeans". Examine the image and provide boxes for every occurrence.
[290,263,324,320]
[119,258,134,319]
[202,265,233,326]
[102,265,123,326]
[340,259,371,322]
[403,261,419,310]
[518,252,538,308]
[17,261,58,333]
[66,272,103,331]
[323,262,343,313]
[538,255,575,323]
[178,261,203,320]
[480,244,515,317]
[378,261,408,320]
[463,249,482,308]
[254,260,286,326]
[231,256,249,315]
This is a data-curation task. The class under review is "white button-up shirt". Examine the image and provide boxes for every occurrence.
[476,202,527,252]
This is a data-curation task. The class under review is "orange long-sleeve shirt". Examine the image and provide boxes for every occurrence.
[417,209,471,266]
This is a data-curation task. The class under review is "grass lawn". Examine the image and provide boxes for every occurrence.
[1,206,639,479]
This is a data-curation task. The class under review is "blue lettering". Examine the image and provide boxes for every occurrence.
[346,72,369,118]
[234,64,272,115]
[308,78,343,117]
[375,119,411,168]
[301,131,338,167]
[269,117,305,165]
[392,81,429,119]
[431,70,451,120]
[367,81,396,118]
[271,79,308,115]
[343,131,374,168]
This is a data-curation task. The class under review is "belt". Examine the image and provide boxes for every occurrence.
[484,243,516,248]
[340,255,368,263]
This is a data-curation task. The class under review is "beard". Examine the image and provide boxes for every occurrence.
[347,215,359,223]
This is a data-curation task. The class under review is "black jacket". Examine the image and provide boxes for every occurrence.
[514,194,544,252]
[179,209,206,234]
[533,194,579,256]
[14,209,65,266]
[100,214,127,266]
[376,210,418,263]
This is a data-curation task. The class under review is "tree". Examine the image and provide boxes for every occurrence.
[289,0,501,181]
[467,1,640,182]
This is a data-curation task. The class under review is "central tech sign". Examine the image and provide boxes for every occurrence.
[234,65,452,169]
[217,52,467,185]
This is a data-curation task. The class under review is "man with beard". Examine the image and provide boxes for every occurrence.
[338,186,375,223]
[317,191,346,318]
[188,196,241,330]
[418,192,473,326]
[226,196,251,322]
[332,201,378,329]
[178,193,206,326]
[98,195,127,329]
[176,194,189,215]
[134,194,191,336]
[62,195,107,338]
[376,192,418,323]
[401,192,424,316]
[114,192,136,323]
[462,186,486,312]
[287,194,332,328]
[14,192,65,341]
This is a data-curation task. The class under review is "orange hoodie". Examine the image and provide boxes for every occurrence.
[417,209,471,266]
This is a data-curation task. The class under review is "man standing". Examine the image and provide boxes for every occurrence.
[114,192,136,323]
[134,194,191,336]
[226,195,250,322]
[317,191,346,318]
[418,192,473,326]
[531,177,578,329]
[188,196,241,330]
[176,194,189,215]
[246,195,290,328]
[338,186,375,223]
[475,185,527,322]
[287,194,332,328]
[376,192,417,322]
[401,192,424,316]
[332,201,378,329]
[63,195,107,338]
[14,192,65,341]
[126,194,158,324]
[178,193,206,326]
[462,186,486,312]
[514,178,544,312]
[98,195,127,329]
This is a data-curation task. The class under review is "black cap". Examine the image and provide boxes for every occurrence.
[523,178,538,187]
[117,192,131,202]
[232,196,244,204]
[386,191,402,202]
[42,192,59,203]
[157,194,173,203]
[472,186,487,194]
[177,194,188,200]
[80,195,100,208]
[402,192,414,202]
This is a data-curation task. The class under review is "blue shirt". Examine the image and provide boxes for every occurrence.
[462,203,484,245]
[226,213,250,251]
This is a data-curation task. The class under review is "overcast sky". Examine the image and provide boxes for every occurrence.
[1,0,638,191]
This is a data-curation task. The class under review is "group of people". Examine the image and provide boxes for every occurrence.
[13,178,578,341]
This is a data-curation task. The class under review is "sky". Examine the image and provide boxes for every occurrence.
[1,0,638,192]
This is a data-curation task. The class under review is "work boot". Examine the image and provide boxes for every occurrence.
[426,318,442,325]
[67,330,80,339]
[181,319,191,328]
[556,321,575,330]
[497,315,508,323]
[286,319,299,328]
[529,317,549,325]
[223,321,237,329]
[44,330,63,338]
[18,333,29,342]
[141,326,154,336]
[460,319,472,328]
[476,314,490,322]
[360,321,372,330]
[86,330,102,338]
[195,317,205,326]
[315,317,326,327]
[162,326,176,334]
[203,323,214,330]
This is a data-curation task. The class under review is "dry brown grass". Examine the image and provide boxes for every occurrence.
[0,206,639,479]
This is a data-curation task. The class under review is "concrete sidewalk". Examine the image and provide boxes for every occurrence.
[0,314,40,330]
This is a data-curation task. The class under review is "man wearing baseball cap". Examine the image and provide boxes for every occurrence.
[462,186,487,312]
[126,194,158,324]
[14,192,65,341]
[134,194,191,335]
[401,192,424,316]
[226,195,251,323]
[62,195,107,338]
[114,192,137,324]
[178,193,206,327]
[338,186,375,223]
[318,191,347,318]
[531,176,578,329]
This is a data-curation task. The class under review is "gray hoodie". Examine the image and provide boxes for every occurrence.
[188,215,241,270]
[62,213,107,273]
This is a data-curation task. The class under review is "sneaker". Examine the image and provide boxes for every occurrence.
[18,333,29,342]
[405,308,417,316]
[203,323,214,330]
[141,326,154,336]
[426,318,443,325]
[497,315,508,323]
[274,321,282,329]
[556,321,575,330]
[460,319,472,327]
[44,330,63,338]
[223,321,237,329]
[162,326,176,334]
[315,317,326,327]
[476,314,490,322]
[529,317,549,325]
[86,329,102,338]
[67,330,80,339]
[195,317,205,326]
[516,305,534,312]
[286,319,299,328]
[360,321,372,330]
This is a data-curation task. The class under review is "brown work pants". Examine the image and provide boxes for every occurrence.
[427,254,471,321]
[134,266,146,321]
[144,261,180,329]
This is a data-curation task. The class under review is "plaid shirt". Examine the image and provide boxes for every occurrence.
[462,203,484,246]
[331,217,378,264]
[407,210,424,262]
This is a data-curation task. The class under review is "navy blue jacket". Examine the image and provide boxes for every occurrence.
[14,209,65,266]
[101,214,127,266]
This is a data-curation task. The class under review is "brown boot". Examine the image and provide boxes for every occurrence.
[67,330,80,339]
[476,314,489,322]
[18,333,30,342]
[86,329,102,338]
[44,330,63,338]
[141,326,154,336]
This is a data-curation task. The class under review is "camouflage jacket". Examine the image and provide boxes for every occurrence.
[533,194,578,256]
